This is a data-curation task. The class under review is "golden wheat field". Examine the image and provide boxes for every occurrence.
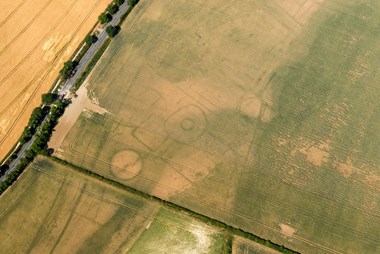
[0,0,111,159]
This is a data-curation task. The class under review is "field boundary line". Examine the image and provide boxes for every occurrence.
[24,174,68,252]
[34,165,220,233]
[42,157,303,254]
[62,131,379,245]
[33,164,231,253]
[59,145,348,254]
[48,182,87,254]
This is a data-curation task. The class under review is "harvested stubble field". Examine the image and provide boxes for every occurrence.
[0,0,110,160]
[0,156,232,253]
[53,0,380,253]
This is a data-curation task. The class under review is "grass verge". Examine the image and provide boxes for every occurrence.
[71,38,112,92]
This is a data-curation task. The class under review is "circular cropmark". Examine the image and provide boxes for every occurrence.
[165,105,207,143]
[181,118,195,131]
[110,150,142,180]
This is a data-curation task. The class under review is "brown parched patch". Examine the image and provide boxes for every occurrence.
[299,141,330,167]
[335,158,358,179]
[279,223,296,237]
[364,173,380,192]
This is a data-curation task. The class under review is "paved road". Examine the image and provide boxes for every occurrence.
[59,2,129,95]
[1,137,35,181]
[1,3,129,181]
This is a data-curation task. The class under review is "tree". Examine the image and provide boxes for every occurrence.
[98,12,112,24]
[107,3,119,15]
[0,164,9,175]
[19,107,45,144]
[28,107,44,129]
[25,149,37,160]
[49,101,67,123]
[106,25,120,38]
[20,126,33,143]
[30,107,43,120]
[114,0,125,7]
[41,93,57,105]
[128,0,139,6]
[85,34,98,45]
[60,60,78,79]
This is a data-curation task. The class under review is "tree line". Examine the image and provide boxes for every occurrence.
[99,0,140,37]
[0,99,68,189]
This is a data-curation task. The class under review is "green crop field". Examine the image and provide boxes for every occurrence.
[53,0,380,253]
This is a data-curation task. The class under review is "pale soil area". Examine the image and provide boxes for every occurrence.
[0,0,110,160]
[49,84,107,151]
[233,236,281,254]
[127,208,224,254]
[279,224,296,237]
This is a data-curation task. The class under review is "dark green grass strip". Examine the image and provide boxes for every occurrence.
[71,2,139,92]
[71,38,112,92]
[119,5,134,25]
[49,156,299,254]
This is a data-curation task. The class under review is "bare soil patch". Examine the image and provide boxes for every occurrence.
[279,224,296,237]
[299,141,330,167]
[335,158,358,179]
[49,84,107,151]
